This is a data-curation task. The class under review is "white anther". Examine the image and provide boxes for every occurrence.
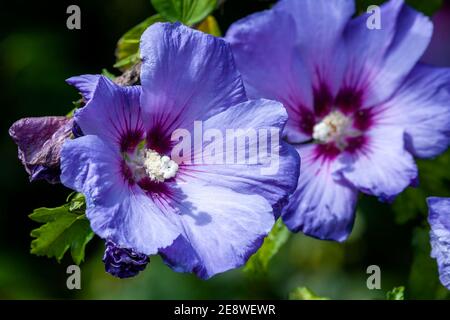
[143,150,178,182]
[313,111,351,143]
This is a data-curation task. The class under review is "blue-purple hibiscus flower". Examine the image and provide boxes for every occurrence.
[427,197,450,289]
[226,0,450,241]
[60,23,300,279]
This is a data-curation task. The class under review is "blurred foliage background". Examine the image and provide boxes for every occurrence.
[0,0,449,299]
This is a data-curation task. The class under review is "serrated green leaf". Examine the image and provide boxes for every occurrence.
[289,287,329,300]
[29,195,93,265]
[197,15,221,36]
[151,0,217,26]
[386,286,405,300]
[115,14,165,70]
[29,206,69,224]
[244,219,290,275]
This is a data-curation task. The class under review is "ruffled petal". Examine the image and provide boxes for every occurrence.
[180,99,299,214]
[60,135,180,255]
[102,240,149,279]
[66,74,101,102]
[160,183,274,279]
[275,0,354,95]
[226,8,313,143]
[336,127,418,201]
[344,0,433,106]
[427,197,450,289]
[374,64,450,159]
[74,76,144,152]
[282,144,358,242]
[140,23,247,133]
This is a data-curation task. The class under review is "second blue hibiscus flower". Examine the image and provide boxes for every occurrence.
[226,0,450,241]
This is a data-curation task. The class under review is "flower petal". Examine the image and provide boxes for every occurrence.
[140,23,246,133]
[336,127,418,201]
[344,0,433,106]
[226,8,313,143]
[160,183,274,279]
[427,197,450,289]
[282,144,358,242]
[60,135,179,255]
[375,64,450,159]
[181,99,299,215]
[66,74,101,102]
[161,99,298,278]
[275,0,354,94]
[74,76,143,152]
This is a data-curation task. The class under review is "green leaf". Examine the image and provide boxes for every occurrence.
[101,68,116,80]
[67,192,86,212]
[114,53,140,70]
[386,286,405,300]
[197,15,221,36]
[289,287,329,300]
[29,194,94,265]
[151,0,217,26]
[115,14,165,70]
[243,219,290,275]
